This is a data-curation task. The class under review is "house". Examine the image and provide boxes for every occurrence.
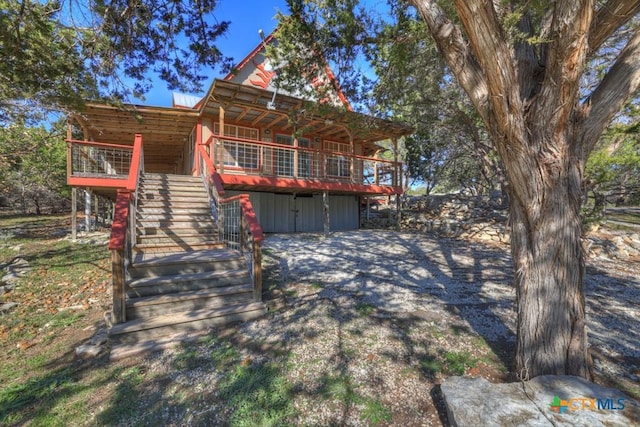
[66,34,412,353]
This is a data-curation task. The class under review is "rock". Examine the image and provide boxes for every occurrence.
[2,258,32,285]
[0,302,18,313]
[0,284,15,294]
[75,343,104,359]
[90,329,109,346]
[441,375,638,427]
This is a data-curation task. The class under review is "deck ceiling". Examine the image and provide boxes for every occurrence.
[202,79,413,148]
[72,104,199,168]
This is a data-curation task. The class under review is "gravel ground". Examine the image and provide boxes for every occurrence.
[135,229,640,426]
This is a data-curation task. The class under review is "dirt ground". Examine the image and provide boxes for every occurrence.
[2,217,639,426]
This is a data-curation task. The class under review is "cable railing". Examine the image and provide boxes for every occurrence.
[198,144,264,302]
[212,135,401,188]
[67,140,133,186]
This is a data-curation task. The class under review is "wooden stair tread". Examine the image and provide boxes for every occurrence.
[128,268,249,288]
[109,301,266,335]
[131,247,240,265]
[126,284,253,307]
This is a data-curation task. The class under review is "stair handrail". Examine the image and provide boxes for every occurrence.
[107,134,144,325]
[197,144,264,301]
[127,134,144,250]
[197,143,224,224]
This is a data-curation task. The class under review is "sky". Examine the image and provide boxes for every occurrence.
[140,0,289,107]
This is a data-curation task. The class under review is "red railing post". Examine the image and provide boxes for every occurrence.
[108,189,131,324]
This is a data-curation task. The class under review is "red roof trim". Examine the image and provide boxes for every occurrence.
[224,33,276,81]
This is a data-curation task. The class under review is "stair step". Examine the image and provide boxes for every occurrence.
[108,302,267,343]
[141,173,202,182]
[138,187,208,194]
[136,220,217,229]
[127,269,250,296]
[126,284,253,318]
[137,226,217,236]
[129,249,245,277]
[135,234,219,245]
[138,197,211,209]
[132,242,226,254]
[138,194,210,207]
[137,206,211,218]
[136,213,215,221]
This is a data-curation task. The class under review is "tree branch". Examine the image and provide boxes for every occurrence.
[408,1,491,126]
[530,0,593,137]
[580,27,640,156]
[453,1,521,119]
[589,0,640,57]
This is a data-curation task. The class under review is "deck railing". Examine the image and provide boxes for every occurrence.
[106,134,144,324]
[212,135,401,187]
[198,144,264,302]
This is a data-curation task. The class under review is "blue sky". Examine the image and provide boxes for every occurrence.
[141,0,289,107]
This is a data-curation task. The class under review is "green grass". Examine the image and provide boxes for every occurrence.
[443,351,478,375]
[360,397,392,425]
[219,361,296,426]
[356,302,376,317]
[318,373,391,425]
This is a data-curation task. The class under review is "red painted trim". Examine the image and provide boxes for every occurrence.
[126,134,143,191]
[219,174,403,195]
[108,190,130,250]
[239,195,264,242]
[322,64,352,110]
[197,144,225,196]
[67,176,128,188]
[224,33,276,81]
[195,119,202,176]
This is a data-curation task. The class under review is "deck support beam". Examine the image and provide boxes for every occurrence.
[85,189,92,232]
[396,195,402,231]
[71,188,77,241]
[323,191,330,236]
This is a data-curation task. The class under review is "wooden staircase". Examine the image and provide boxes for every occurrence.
[108,173,267,352]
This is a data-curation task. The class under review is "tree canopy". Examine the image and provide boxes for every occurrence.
[0,0,233,124]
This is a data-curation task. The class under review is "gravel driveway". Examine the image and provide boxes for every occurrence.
[143,229,640,426]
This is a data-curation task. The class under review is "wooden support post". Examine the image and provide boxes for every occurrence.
[111,249,126,324]
[323,191,330,236]
[253,241,263,302]
[85,189,91,232]
[194,118,202,176]
[392,137,399,187]
[366,196,371,220]
[71,188,77,241]
[293,135,299,178]
[218,106,225,174]
[94,195,99,228]
[396,194,402,231]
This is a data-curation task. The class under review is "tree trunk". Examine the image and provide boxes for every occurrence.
[508,142,592,379]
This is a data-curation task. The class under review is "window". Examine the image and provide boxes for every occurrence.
[325,141,351,178]
[214,124,260,169]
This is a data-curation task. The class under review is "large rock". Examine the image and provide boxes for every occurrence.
[441,375,639,427]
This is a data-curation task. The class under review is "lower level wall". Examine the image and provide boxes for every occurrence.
[225,191,359,233]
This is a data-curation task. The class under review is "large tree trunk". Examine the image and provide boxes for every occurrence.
[508,144,591,378]
[411,0,640,380]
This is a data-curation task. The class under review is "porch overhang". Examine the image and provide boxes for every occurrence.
[71,103,199,172]
[201,79,413,152]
